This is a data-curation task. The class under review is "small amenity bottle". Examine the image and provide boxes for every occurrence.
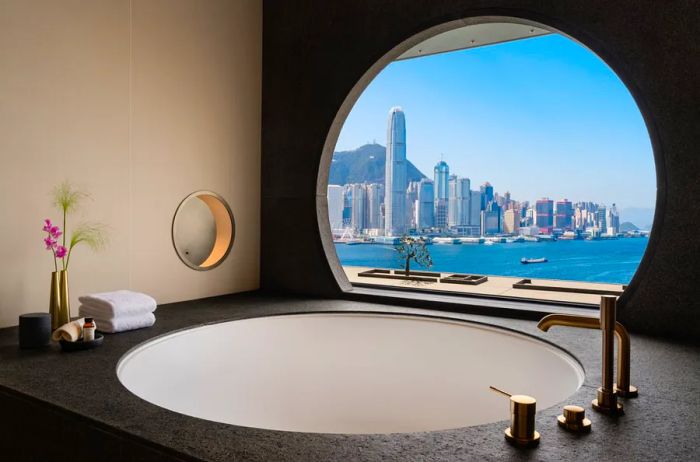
[83,317,96,342]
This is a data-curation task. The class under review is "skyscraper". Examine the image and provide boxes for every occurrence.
[596,205,608,232]
[384,107,407,236]
[406,181,420,229]
[434,160,449,199]
[366,183,384,230]
[481,202,502,235]
[448,176,471,227]
[433,160,449,229]
[575,201,596,230]
[327,185,344,231]
[504,208,520,234]
[447,175,458,227]
[536,198,554,234]
[607,203,620,235]
[416,179,435,230]
[342,185,352,227]
[480,182,494,210]
[503,191,511,209]
[469,190,482,233]
[525,206,535,227]
[555,199,573,230]
[350,183,367,232]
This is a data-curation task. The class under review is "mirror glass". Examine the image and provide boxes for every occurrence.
[172,191,234,270]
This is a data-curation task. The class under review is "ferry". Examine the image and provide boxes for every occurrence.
[521,257,548,264]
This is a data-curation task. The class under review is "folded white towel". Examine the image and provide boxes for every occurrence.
[52,318,85,342]
[78,290,156,318]
[81,311,156,334]
[78,303,154,321]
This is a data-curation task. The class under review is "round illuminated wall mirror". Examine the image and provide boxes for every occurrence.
[172,191,235,270]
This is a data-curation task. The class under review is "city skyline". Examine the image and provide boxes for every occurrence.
[333,34,655,211]
[330,107,628,238]
[332,141,631,214]
[329,167,625,236]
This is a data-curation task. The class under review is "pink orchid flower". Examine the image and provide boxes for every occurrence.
[44,236,57,250]
[55,245,67,259]
[49,225,62,239]
[42,219,52,232]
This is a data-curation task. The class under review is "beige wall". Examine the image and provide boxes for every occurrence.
[0,0,261,327]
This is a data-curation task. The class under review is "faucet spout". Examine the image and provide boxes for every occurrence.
[537,313,637,398]
[537,313,599,332]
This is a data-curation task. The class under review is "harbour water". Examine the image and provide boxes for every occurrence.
[334,238,649,284]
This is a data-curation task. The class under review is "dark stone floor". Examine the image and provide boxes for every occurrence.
[1,291,698,461]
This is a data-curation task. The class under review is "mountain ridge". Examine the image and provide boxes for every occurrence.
[619,222,639,233]
[329,143,427,186]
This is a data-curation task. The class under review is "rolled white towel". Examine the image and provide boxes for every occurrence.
[88,312,156,334]
[52,318,85,342]
[78,290,156,318]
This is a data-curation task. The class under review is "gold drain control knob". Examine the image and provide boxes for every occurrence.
[557,405,592,433]
[490,386,540,448]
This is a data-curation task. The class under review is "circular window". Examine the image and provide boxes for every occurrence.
[321,18,655,304]
[172,191,235,270]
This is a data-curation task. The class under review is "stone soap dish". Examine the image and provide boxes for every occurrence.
[59,334,104,352]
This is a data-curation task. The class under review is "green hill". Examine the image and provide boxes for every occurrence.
[329,143,427,186]
[619,222,639,233]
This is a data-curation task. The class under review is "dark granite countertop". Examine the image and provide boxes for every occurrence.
[1,292,698,461]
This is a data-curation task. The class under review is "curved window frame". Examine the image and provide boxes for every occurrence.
[316,16,661,310]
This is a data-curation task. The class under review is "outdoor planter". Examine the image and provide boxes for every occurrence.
[358,268,438,283]
[439,274,488,285]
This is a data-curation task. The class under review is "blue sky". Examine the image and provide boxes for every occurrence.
[334,34,656,215]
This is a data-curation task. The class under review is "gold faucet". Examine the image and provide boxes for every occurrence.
[537,296,637,415]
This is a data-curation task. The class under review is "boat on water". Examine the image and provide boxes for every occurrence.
[521,257,548,264]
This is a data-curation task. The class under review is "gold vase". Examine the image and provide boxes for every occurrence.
[49,271,62,330]
[57,270,71,327]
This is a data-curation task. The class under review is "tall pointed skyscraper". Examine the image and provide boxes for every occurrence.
[384,107,407,236]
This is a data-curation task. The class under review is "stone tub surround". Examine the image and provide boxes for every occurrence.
[0,293,698,461]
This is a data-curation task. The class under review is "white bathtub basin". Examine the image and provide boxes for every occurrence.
[117,313,583,434]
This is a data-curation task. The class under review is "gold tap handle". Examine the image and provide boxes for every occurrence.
[489,386,512,398]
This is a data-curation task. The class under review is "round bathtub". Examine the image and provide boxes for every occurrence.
[117,313,583,434]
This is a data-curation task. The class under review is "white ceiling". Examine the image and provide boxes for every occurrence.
[397,22,551,61]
